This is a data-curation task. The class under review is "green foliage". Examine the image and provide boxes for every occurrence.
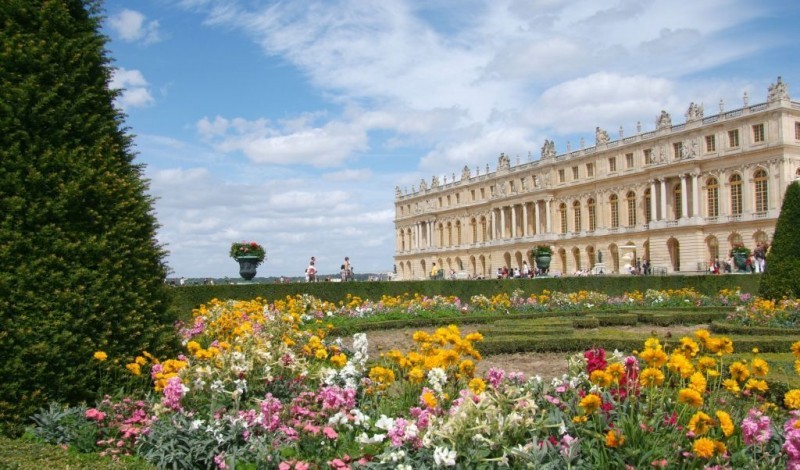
[0,435,154,469]
[0,1,180,433]
[760,180,800,300]
[228,241,266,264]
[711,321,800,336]
[167,275,760,320]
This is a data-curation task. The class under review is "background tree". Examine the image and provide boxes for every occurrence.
[0,0,179,433]
[759,181,800,300]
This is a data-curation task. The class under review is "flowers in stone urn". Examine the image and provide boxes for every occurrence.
[730,242,751,258]
[229,241,266,265]
[530,244,553,257]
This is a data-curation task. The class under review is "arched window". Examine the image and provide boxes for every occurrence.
[610,194,620,228]
[730,174,743,215]
[559,202,568,234]
[644,189,652,222]
[587,198,597,231]
[400,230,406,251]
[447,222,453,246]
[438,224,444,247]
[626,191,637,226]
[754,169,768,213]
[573,200,582,232]
[480,217,487,242]
[673,185,682,219]
[456,220,462,245]
[706,177,719,218]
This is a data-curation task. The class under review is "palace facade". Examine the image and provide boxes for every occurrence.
[394,77,800,280]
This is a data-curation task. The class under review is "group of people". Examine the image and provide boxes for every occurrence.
[709,242,769,274]
[305,256,355,282]
[496,261,548,279]
[628,257,651,275]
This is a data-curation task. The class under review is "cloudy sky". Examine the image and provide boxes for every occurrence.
[101,0,800,279]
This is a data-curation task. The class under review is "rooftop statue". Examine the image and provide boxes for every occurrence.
[685,102,704,122]
[595,127,609,145]
[768,76,790,101]
[541,139,556,159]
[656,110,672,130]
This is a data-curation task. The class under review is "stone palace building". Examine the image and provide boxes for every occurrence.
[394,77,800,280]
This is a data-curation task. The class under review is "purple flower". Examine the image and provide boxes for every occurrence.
[741,408,772,445]
[487,367,505,388]
[161,376,186,411]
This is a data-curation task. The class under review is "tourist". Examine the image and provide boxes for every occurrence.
[522,261,531,278]
[431,262,441,279]
[496,267,503,279]
[306,261,317,282]
[754,243,766,273]
[340,264,347,281]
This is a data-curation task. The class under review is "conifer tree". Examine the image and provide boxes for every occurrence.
[759,181,800,300]
[0,0,179,432]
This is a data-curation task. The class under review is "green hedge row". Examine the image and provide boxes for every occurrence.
[711,321,800,337]
[166,275,761,319]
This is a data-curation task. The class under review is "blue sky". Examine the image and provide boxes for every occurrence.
[101,0,800,279]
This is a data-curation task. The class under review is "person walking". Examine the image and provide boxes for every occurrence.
[306,260,317,282]
[344,256,353,281]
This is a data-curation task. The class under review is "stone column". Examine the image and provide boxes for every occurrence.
[491,210,496,240]
[511,204,517,238]
[523,203,529,237]
[649,179,658,222]
[545,199,553,233]
[691,173,700,218]
[500,207,506,239]
[680,174,688,218]
[533,201,540,235]
[719,173,729,216]
[659,178,668,221]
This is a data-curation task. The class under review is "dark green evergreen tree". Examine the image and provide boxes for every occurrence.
[0,0,179,433]
[759,181,800,300]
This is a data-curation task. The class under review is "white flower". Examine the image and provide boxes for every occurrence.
[397,464,413,470]
[433,446,457,467]
[427,367,448,393]
[375,414,395,431]
[190,419,204,430]
[328,411,349,426]
[356,432,386,444]
[210,380,225,393]
[404,422,419,438]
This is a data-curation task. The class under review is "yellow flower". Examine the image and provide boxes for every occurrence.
[640,367,665,387]
[590,370,612,387]
[694,329,711,342]
[421,390,438,408]
[716,410,735,437]
[729,361,750,382]
[667,353,695,378]
[330,353,347,368]
[605,429,625,448]
[640,348,668,368]
[464,332,484,343]
[468,377,486,395]
[785,390,800,409]
[368,366,395,391]
[745,379,768,393]
[722,378,741,395]
[688,411,713,435]
[572,415,588,424]
[678,388,703,407]
[644,337,662,350]
[751,358,769,377]
[605,363,625,383]
[579,393,602,415]
[458,359,476,378]
[792,341,800,357]
[135,356,147,366]
[408,366,425,384]
[125,363,141,376]
[93,351,108,361]
[315,348,329,360]
[689,372,707,394]
[693,438,716,459]
[187,341,201,354]
[715,440,727,456]
[679,337,700,357]
[697,356,717,372]
[795,358,800,375]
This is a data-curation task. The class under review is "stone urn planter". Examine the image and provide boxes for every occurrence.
[235,255,260,281]
[535,254,552,273]
[732,252,749,272]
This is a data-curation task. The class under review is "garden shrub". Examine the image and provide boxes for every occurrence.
[0,1,179,434]
[711,321,800,336]
[572,317,600,329]
[760,181,800,300]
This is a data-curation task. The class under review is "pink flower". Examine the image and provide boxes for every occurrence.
[323,426,338,439]
[486,367,505,388]
[85,408,106,422]
[742,408,772,445]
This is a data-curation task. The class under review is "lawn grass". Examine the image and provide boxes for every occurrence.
[0,436,153,470]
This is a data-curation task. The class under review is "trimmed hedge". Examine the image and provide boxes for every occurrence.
[711,321,800,337]
[167,275,761,319]
[634,311,729,325]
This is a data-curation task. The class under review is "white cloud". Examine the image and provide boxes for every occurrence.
[109,68,155,109]
[108,9,163,45]
[322,168,373,182]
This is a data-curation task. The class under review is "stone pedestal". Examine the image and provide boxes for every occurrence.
[592,263,607,275]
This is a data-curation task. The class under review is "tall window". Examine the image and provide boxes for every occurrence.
[572,166,579,180]
[587,198,597,231]
[752,123,765,143]
[626,191,637,226]
[730,174,743,215]
[644,189,652,222]
[471,219,477,242]
[706,177,719,218]
[754,169,768,213]
[673,185,682,219]
[644,149,653,164]
[559,203,567,234]
[673,142,683,159]
[456,221,462,245]
[728,129,740,148]
[573,201,582,232]
[558,169,565,183]
[447,223,453,246]
[610,194,620,228]
[705,135,716,152]
[439,225,444,246]
[625,153,634,168]
[586,162,594,177]
[796,122,800,140]
[608,157,617,172]
[480,217,487,241]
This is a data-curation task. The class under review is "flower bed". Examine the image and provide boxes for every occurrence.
[29,294,800,468]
